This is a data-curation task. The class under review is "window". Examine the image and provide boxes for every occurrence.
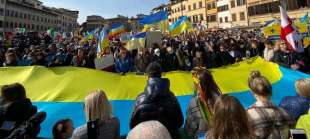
[28,14,31,20]
[248,1,279,16]
[193,3,197,10]
[5,10,9,16]
[220,17,223,23]
[199,1,203,8]
[193,15,199,23]
[182,5,186,11]
[24,14,27,19]
[10,22,13,29]
[207,3,212,10]
[217,5,229,12]
[14,11,18,18]
[0,21,2,28]
[4,21,8,28]
[236,0,246,6]
[232,13,237,21]
[0,8,3,16]
[188,5,191,11]
[225,17,228,22]
[207,15,216,22]
[212,2,216,9]
[188,16,191,22]
[231,0,235,8]
[240,12,245,21]
[200,14,204,21]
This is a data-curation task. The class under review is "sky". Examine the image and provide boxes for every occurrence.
[40,0,169,24]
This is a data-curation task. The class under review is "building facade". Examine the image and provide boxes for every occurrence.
[230,0,248,27]
[217,0,231,28]
[0,0,78,34]
[84,15,104,31]
[247,0,310,26]
[206,0,218,28]
[169,0,208,25]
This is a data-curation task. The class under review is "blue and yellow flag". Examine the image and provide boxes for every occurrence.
[125,32,146,50]
[139,11,169,31]
[1,57,309,138]
[169,16,193,37]
[97,28,110,57]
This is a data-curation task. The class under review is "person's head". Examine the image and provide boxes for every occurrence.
[119,48,127,59]
[138,47,145,55]
[84,90,112,122]
[251,40,258,49]
[295,78,310,97]
[191,67,221,99]
[212,95,253,139]
[36,52,44,60]
[52,119,74,139]
[195,51,202,58]
[248,71,272,98]
[77,48,84,58]
[126,121,172,139]
[166,47,174,54]
[219,44,226,52]
[5,52,18,64]
[280,42,288,52]
[146,62,162,78]
[264,40,273,50]
[1,83,26,102]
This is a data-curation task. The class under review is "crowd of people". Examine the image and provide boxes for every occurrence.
[1,30,310,74]
[0,62,309,139]
[0,30,309,139]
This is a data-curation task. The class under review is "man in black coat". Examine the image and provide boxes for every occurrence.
[130,62,184,139]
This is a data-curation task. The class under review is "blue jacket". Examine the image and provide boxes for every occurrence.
[279,95,310,121]
[115,56,133,73]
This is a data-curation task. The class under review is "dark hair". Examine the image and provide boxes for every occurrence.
[192,67,222,100]
[248,71,272,96]
[264,40,273,45]
[146,62,162,78]
[1,83,26,101]
[211,95,253,139]
[52,119,72,139]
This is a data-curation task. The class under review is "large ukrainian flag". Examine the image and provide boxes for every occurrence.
[170,16,193,37]
[0,57,309,138]
[139,11,169,32]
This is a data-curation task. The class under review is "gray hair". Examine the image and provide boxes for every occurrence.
[126,121,172,139]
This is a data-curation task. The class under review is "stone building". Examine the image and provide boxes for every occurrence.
[0,0,78,34]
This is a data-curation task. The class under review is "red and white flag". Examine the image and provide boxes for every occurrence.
[280,6,304,53]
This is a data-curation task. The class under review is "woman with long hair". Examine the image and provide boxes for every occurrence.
[206,95,254,139]
[185,67,222,137]
[72,90,119,139]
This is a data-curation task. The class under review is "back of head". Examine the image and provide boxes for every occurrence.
[127,121,172,139]
[248,71,272,97]
[52,119,73,139]
[84,90,111,122]
[1,83,26,102]
[146,62,162,78]
[212,95,252,139]
[191,67,222,99]
[295,78,310,97]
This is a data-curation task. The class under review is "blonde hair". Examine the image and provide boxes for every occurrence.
[126,121,172,139]
[248,71,272,96]
[295,78,310,97]
[84,90,112,122]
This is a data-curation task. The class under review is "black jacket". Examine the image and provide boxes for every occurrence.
[130,78,184,139]
[273,51,302,68]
